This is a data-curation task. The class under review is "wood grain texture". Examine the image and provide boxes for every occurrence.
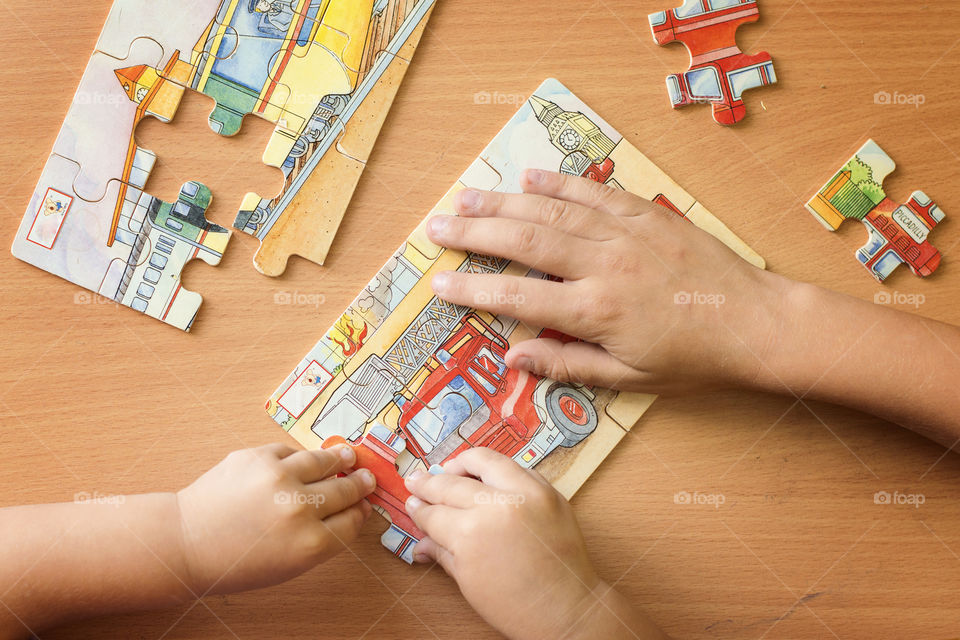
[1,1,959,638]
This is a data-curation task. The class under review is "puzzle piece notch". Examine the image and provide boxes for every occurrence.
[805,139,945,282]
[649,0,777,125]
[322,425,425,564]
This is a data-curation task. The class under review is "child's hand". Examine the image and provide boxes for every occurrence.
[175,443,376,595]
[426,169,792,394]
[405,448,669,640]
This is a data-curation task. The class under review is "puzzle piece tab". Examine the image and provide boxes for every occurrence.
[322,424,425,564]
[806,139,945,282]
[649,0,777,125]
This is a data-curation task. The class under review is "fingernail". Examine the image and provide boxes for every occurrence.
[413,552,431,564]
[338,445,355,464]
[458,189,481,212]
[525,169,545,185]
[428,215,451,239]
[432,272,451,295]
[359,469,376,489]
[406,496,424,512]
[361,499,373,517]
[405,470,426,488]
[514,357,534,371]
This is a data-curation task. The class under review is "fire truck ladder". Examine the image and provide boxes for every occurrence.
[310,252,508,438]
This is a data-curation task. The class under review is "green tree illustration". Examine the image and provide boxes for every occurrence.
[845,156,886,205]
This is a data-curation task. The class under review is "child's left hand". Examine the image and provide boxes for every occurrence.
[404,448,670,640]
[176,443,376,595]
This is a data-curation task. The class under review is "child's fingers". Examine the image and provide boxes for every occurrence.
[440,448,535,493]
[282,446,354,483]
[426,214,592,280]
[254,443,298,460]
[412,536,456,573]
[405,471,490,509]
[453,189,621,241]
[318,501,372,546]
[309,470,376,516]
[406,500,460,548]
[430,272,589,339]
[505,339,641,390]
[521,169,646,218]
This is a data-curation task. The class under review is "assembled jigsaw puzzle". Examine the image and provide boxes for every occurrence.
[806,139,945,282]
[12,0,435,331]
[266,78,765,563]
[649,0,776,125]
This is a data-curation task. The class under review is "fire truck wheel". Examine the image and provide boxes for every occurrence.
[545,383,599,448]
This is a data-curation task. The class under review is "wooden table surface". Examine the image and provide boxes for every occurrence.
[2,1,959,638]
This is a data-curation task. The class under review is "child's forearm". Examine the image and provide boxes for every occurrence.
[565,582,671,640]
[0,494,193,638]
[751,276,960,448]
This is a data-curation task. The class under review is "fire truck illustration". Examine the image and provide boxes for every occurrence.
[393,313,598,467]
[649,0,776,125]
[309,306,599,561]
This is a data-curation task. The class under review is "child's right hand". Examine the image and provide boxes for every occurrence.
[405,448,670,640]
[426,169,793,395]
[175,443,376,595]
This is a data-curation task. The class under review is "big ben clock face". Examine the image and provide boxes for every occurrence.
[559,128,582,150]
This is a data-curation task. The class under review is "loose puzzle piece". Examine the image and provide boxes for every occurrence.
[649,0,777,125]
[805,139,945,282]
[265,79,766,562]
[322,424,425,564]
[12,0,436,331]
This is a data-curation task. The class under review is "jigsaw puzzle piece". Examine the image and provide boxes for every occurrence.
[806,140,945,282]
[322,424,425,564]
[649,0,777,125]
[51,39,185,200]
[95,0,224,61]
[14,165,229,331]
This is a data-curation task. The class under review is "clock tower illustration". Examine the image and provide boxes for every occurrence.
[528,95,616,164]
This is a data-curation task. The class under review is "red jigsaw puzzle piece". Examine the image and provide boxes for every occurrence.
[649,0,777,125]
[321,429,426,542]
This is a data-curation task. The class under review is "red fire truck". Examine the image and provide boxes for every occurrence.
[393,314,599,469]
